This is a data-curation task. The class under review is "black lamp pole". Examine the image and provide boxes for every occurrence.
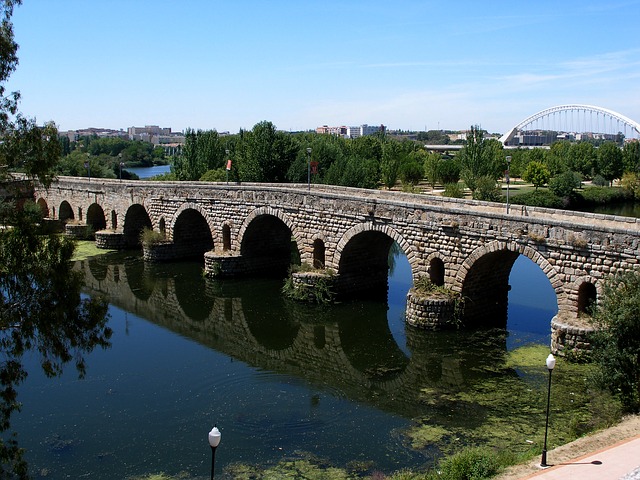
[541,353,556,467]
[306,147,312,191]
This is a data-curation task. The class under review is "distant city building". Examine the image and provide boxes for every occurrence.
[317,124,385,139]
[59,127,127,142]
[128,125,185,146]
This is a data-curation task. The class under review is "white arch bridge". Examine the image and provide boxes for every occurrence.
[500,104,640,146]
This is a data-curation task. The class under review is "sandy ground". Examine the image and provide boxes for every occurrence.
[495,415,640,480]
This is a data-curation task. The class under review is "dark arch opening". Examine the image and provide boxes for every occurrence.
[337,231,395,300]
[313,239,325,269]
[429,257,445,286]
[159,217,166,235]
[461,249,520,328]
[577,282,597,315]
[222,224,231,251]
[240,214,297,277]
[36,198,49,218]
[86,203,107,233]
[78,207,83,221]
[111,210,117,229]
[59,201,74,222]
[173,208,213,260]
[123,204,153,248]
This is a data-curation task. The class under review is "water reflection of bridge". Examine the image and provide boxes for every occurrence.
[80,253,511,419]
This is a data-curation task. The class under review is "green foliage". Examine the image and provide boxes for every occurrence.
[400,155,425,186]
[509,189,564,208]
[324,155,379,189]
[173,128,225,181]
[596,141,624,183]
[282,267,335,304]
[139,227,166,245]
[622,140,640,173]
[548,171,582,198]
[591,270,640,412]
[199,168,227,182]
[458,126,503,192]
[578,186,630,206]
[522,161,550,190]
[621,172,640,198]
[380,140,403,189]
[568,142,596,178]
[591,174,608,186]
[443,182,464,198]
[472,175,501,202]
[438,158,461,185]
[436,447,501,480]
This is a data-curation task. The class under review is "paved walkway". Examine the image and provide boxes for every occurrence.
[519,435,640,480]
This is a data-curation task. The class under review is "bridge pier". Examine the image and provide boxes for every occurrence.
[405,291,459,330]
[204,252,246,277]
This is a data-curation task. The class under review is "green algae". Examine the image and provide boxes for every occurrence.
[71,240,115,261]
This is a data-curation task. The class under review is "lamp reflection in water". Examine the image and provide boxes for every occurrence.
[208,425,221,479]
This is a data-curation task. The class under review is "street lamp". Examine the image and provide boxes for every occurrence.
[541,353,556,467]
[225,149,230,185]
[208,425,221,480]
[119,153,124,181]
[505,155,512,214]
[306,147,312,191]
[85,153,91,182]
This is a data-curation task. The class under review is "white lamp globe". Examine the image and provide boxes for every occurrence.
[208,426,221,448]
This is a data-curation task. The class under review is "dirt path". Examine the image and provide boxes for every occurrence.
[495,415,640,480]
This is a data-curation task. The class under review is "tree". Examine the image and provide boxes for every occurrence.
[0,3,112,476]
[568,142,596,178]
[423,151,442,188]
[522,161,550,191]
[592,270,640,412]
[549,170,582,198]
[458,126,502,193]
[622,140,640,174]
[596,141,624,185]
[380,140,403,189]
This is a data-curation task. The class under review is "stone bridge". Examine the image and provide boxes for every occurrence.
[34,177,640,351]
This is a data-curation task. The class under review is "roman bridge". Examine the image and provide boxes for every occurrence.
[34,177,640,350]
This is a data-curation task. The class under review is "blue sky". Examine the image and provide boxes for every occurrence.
[6,0,640,135]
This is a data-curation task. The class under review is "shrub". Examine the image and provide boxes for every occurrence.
[140,227,166,245]
[510,190,564,209]
[437,446,501,480]
[592,174,608,187]
[442,182,464,198]
[472,175,501,202]
[549,171,582,197]
[577,186,631,206]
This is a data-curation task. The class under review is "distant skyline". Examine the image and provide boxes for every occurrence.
[6,1,640,135]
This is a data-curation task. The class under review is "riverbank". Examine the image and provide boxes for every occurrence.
[495,414,640,480]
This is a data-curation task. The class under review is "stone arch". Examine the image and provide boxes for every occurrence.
[313,238,326,269]
[59,201,74,222]
[172,205,214,260]
[428,255,445,287]
[222,223,232,251]
[36,198,49,218]
[334,223,418,300]
[456,240,563,326]
[86,203,107,232]
[124,204,153,248]
[167,202,216,241]
[568,275,602,317]
[237,207,304,254]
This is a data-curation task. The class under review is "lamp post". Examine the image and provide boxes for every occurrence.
[541,353,556,467]
[306,147,312,191]
[85,154,91,182]
[119,153,124,181]
[505,155,512,214]
[225,149,230,185]
[208,425,221,480]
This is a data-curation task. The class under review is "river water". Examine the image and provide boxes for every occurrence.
[11,247,558,479]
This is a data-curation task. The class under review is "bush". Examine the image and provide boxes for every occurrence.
[443,182,464,198]
[510,190,564,208]
[438,158,461,184]
[140,227,166,245]
[592,174,608,187]
[549,171,582,197]
[577,186,631,206]
[472,175,501,202]
[437,447,502,480]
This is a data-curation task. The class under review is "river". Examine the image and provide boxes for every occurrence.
[10,246,560,479]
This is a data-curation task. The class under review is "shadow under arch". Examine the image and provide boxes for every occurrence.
[59,200,74,221]
[238,209,300,277]
[87,203,107,232]
[36,198,49,218]
[123,204,153,248]
[457,241,562,328]
[124,256,156,301]
[334,224,416,301]
[172,207,214,260]
[172,261,215,321]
